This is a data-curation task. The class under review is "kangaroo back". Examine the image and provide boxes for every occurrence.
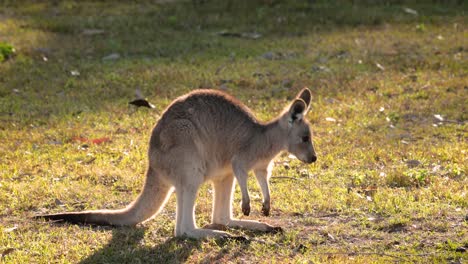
[152,90,261,150]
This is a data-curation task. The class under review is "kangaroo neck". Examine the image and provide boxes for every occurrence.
[259,118,288,160]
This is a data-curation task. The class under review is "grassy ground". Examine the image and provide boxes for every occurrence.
[0,0,467,263]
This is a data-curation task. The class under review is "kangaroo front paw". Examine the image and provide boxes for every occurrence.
[261,203,270,216]
[242,201,250,216]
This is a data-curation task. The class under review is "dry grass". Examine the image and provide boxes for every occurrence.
[0,0,467,263]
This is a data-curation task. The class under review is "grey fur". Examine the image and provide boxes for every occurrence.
[35,88,317,239]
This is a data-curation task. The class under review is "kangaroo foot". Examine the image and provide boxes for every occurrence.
[203,223,227,231]
[261,203,270,216]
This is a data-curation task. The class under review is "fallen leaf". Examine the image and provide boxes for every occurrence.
[403,7,418,16]
[241,32,262,39]
[72,136,88,143]
[432,165,441,172]
[1,248,15,259]
[78,144,89,150]
[406,159,421,168]
[115,128,128,134]
[48,140,62,145]
[455,247,466,253]
[299,169,309,178]
[129,99,155,108]
[82,29,105,35]
[311,65,331,72]
[90,137,111,144]
[375,62,385,71]
[102,53,120,61]
[216,31,262,39]
[4,225,17,233]
[293,244,308,254]
[55,198,64,206]
[70,70,80,76]
[434,114,444,121]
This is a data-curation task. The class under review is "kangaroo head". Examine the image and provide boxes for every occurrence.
[281,88,317,164]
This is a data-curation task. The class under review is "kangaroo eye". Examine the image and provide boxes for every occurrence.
[302,136,310,142]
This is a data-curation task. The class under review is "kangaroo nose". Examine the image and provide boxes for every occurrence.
[309,155,317,163]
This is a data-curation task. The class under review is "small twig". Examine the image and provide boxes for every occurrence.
[34,218,64,224]
[215,65,225,75]
[439,119,465,124]
[315,213,340,218]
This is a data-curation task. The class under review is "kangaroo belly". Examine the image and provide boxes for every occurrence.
[205,165,233,182]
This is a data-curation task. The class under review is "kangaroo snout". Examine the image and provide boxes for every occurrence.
[307,155,317,163]
[296,154,317,164]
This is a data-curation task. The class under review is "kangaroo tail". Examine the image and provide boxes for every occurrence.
[34,167,173,226]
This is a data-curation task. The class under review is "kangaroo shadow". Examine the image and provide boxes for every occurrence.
[77,225,256,263]
[78,226,202,264]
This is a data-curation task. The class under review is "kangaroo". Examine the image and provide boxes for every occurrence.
[35,87,317,239]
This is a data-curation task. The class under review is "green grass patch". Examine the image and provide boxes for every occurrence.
[0,42,15,62]
[1,0,467,263]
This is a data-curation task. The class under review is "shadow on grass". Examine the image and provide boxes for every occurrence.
[78,225,254,263]
[78,226,202,263]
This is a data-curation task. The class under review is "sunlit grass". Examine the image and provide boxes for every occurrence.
[1,0,467,263]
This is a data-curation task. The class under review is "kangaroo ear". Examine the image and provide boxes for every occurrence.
[296,87,312,109]
[288,99,307,124]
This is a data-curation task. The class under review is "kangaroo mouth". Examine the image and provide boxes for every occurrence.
[302,155,317,164]
[289,153,317,164]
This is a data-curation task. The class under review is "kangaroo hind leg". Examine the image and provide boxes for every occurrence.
[207,173,235,229]
[173,167,231,239]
